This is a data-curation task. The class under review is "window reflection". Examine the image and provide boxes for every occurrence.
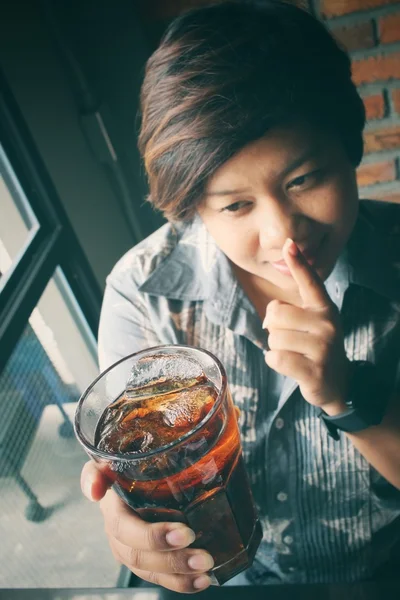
[0,144,39,286]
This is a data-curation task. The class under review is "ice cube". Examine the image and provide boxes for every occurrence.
[159,385,215,428]
[125,352,205,400]
[96,353,218,456]
[119,430,154,454]
[96,383,217,455]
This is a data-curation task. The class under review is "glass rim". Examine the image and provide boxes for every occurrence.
[74,344,227,462]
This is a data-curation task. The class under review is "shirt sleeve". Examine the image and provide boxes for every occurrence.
[97,273,160,372]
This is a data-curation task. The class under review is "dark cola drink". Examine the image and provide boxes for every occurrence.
[95,372,262,584]
[96,374,216,455]
[76,347,262,585]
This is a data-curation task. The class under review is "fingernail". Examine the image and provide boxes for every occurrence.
[286,238,297,256]
[188,553,214,571]
[262,315,268,329]
[193,575,212,590]
[83,476,95,502]
[166,526,196,547]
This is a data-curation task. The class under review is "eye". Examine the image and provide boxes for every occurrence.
[221,200,252,213]
[287,170,322,191]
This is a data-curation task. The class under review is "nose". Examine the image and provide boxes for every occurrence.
[258,197,299,251]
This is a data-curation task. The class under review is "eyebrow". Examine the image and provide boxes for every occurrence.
[206,188,250,197]
[206,147,319,197]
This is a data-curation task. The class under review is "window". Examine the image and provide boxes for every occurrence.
[0,270,121,586]
[0,144,39,284]
[0,71,119,586]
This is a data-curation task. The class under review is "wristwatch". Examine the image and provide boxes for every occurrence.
[319,360,391,441]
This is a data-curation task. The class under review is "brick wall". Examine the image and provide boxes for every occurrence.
[319,0,400,204]
[137,0,400,204]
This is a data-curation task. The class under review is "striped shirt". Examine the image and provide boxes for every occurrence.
[98,200,400,584]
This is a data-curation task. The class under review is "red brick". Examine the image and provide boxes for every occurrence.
[364,124,400,153]
[392,88,400,113]
[332,21,376,52]
[356,160,396,186]
[352,53,400,85]
[363,93,385,120]
[321,0,398,18]
[380,14,400,45]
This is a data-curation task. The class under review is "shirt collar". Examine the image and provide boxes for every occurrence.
[138,216,264,344]
[138,215,231,303]
[139,203,399,345]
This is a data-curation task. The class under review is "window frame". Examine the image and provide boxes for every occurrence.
[0,69,102,373]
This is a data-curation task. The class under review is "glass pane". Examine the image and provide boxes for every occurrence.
[0,268,120,587]
[0,144,39,284]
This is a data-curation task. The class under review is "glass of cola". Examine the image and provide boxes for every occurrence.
[74,345,262,585]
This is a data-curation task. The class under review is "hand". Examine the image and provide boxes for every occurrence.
[263,238,350,413]
[80,462,213,594]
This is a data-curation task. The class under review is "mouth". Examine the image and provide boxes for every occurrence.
[270,236,326,276]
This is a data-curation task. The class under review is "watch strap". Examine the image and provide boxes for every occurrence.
[318,360,389,441]
[319,407,375,441]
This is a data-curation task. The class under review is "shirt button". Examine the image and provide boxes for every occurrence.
[277,492,288,502]
[335,282,340,297]
[284,535,293,545]
[275,418,285,429]
[288,567,296,572]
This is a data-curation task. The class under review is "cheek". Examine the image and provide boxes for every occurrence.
[204,220,259,263]
[224,232,258,263]
[312,172,358,226]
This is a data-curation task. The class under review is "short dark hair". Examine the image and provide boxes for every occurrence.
[138,0,366,221]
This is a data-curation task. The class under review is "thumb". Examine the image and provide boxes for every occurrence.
[81,461,113,502]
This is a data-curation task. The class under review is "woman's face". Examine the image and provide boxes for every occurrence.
[198,122,359,298]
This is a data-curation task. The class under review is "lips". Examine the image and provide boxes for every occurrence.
[270,236,325,273]
[272,259,289,267]
[270,261,292,276]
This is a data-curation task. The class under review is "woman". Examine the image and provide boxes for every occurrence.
[81,0,400,593]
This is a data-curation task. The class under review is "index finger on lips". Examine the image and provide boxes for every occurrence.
[100,488,196,551]
[283,238,331,309]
